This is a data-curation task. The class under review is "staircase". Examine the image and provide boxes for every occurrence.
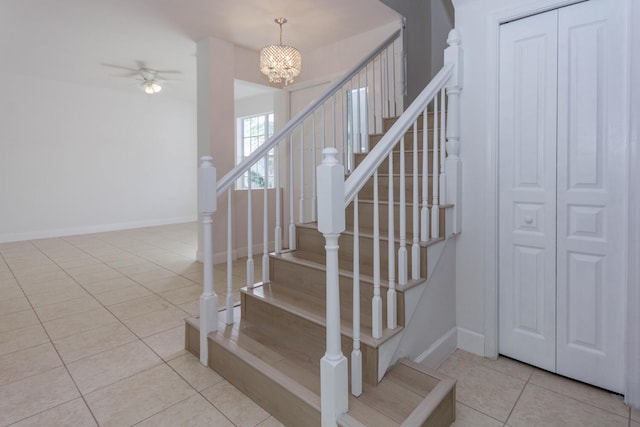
[189,28,463,426]
[186,112,457,426]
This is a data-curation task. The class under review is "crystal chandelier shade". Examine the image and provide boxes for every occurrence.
[259,18,301,86]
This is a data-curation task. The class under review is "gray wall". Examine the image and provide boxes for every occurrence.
[379,0,453,105]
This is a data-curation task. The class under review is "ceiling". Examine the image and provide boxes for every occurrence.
[0,0,401,101]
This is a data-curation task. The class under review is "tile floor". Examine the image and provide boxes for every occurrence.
[0,222,636,426]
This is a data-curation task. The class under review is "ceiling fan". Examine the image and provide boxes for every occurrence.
[103,61,181,94]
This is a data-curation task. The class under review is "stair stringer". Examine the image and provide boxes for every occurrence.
[375,235,457,380]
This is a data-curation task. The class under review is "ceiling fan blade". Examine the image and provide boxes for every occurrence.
[135,60,147,70]
[156,70,182,74]
[101,63,140,74]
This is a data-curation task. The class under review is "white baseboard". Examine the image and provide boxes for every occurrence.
[0,216,197,244]
[414,326,458,370]
[457,327,485,357]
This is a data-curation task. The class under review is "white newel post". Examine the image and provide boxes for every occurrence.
[317,148,349,426]
[445,29,463,235]
[198,156,219,366]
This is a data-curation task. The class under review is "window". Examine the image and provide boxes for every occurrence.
[236,113,275,189]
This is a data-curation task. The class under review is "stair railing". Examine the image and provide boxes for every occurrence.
[317,29,462,424]
[196,27,404,367]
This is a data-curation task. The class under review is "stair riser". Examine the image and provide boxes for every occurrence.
[242,292,380,385]
[369,130,441,152]
[358,174,435,206]
[346,202,447,238]
[354,149,437,175]
[269,257,404,328]
[383,112,444,132]
[296,227,428,279]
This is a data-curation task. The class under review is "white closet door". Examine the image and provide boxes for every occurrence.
[555,0,626,393]
[498,10,558,371]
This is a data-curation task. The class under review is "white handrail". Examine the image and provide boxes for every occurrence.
[215,28,402,199]
[343,64,454,207]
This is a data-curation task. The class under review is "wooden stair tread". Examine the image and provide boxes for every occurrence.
[242,283,403,348]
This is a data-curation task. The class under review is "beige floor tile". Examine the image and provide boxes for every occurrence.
[438,350,525,422]
[159,284,202,305]
[27,285,90,307]
[143,325,188,361]
[0,309,39,334]
[451,402,503,427]
[168,353,224,391]
[202,380,270,427]
[0,295,31,315]
[633,407,639,421]
[10,397,97,427]
[122,306,188,338]
[43,307,118,340]
[530,369,629,418]
[82,276,138,295]
[13,268,67,284]
[33,295,102,322]
[67,340,162,394]
[507,383,628,427]
[140,275,195,293]
[129,268,177,284]
[107,294,173,321]
[112,260,160,275]
[0,283,24,300]
[0,324,50,357]
[178,299,200,316]
[0,342,62,386]
[65,262,112,276]
[55,256,102,270]
[53,322,137,363]
[18,277,79,296]
[257,416,286,427]
[633,421,639,427]
[452,350,534,381]
[136,393,234,427]
[84,364,195,427]
[0,366,80,426]
[72,268,125,285]
[93,284,152,306]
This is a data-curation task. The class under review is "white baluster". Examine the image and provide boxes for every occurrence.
[431,96,440,239]
[398,136,408,286]
[420,108,430,242]
[247,164,254,288]
[341,89,346,170]
[226,190,234,325]
[275,145,282,254]
[386,47,391,117]
[332,95,336,149]
[411,120,420,280]
[372,170,382,339]
[198,156,218,366]
[379,52,384,122]
[351,195,362,397]
[445,29,463,234]
[322,104,326,149]
[299,125,305,224]
[263,155,269,284]
[317,148,348,426]
[392,40,397,117]
[439,88,447,207]
[370,63,375,135]
[312,117,317,222]
[364,66,369,151]
[289,134,296,250]
[356,72,362,152]
[387,152,397,329]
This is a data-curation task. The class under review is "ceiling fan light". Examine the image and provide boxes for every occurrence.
[142,81,162,94]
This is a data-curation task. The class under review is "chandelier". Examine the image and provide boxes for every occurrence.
[259,18,301,86]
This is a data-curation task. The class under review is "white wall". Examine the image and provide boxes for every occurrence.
[0,71,196,243]
[430,0,455,77]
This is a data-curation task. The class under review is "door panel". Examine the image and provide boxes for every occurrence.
[498,10,558,371]
[556,0,626,392]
